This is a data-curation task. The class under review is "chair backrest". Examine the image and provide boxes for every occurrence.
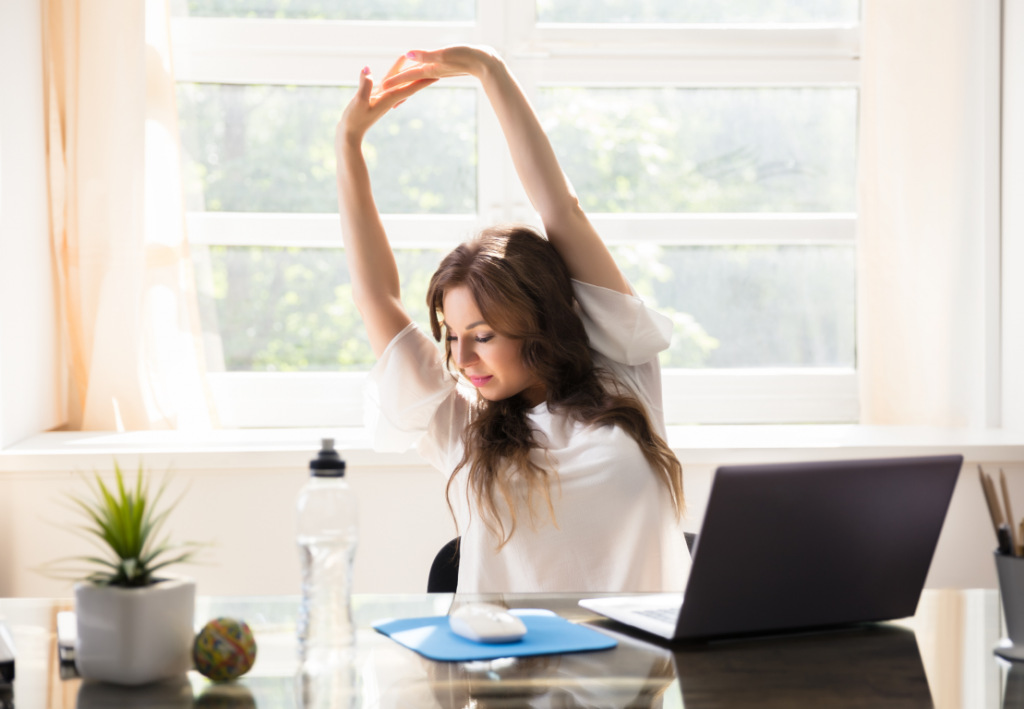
[427,537,460,593]
[429,533,697,593]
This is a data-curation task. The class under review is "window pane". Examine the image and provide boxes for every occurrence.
[197,246,445,372]
[197,243,854,372]
[177,84,476,214]
[538,88,856,212]
[614,245,854,368]
[537,0,858,24]
[176,0,474,21]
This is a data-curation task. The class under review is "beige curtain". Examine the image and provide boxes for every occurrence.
[857,0,1000,427]
[42,0,216,430]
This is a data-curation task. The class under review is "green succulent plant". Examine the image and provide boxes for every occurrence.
[52,462,203,588]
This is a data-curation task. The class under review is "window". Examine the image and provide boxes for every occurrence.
[170,0,860,427]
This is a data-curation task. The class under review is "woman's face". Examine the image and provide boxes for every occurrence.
[442,285,546,406]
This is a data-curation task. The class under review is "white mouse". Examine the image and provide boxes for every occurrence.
[449,603,528,643]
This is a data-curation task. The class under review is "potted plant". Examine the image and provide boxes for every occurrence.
[53,463,203,686]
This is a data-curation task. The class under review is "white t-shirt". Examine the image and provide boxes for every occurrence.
[364,279,692,593]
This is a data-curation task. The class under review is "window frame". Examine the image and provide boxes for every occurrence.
[171,1,861,427]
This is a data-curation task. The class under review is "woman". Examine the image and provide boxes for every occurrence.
[336,46,691,593]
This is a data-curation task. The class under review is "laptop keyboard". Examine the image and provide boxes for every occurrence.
[635,607,679,625]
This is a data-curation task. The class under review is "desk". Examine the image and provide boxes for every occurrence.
[0,590,1015,708]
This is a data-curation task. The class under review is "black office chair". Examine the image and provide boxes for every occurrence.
[427,533,699,593]
[427,537,461,593]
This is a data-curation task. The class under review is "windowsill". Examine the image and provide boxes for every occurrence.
[2,425,1023,473]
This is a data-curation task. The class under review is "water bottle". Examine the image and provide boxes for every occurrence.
[297,439,358,662]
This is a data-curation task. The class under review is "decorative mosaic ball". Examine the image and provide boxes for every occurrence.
[193,617,257,682]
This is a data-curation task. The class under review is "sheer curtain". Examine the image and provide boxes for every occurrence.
[857,0,1001,427]
[42,0,216,430]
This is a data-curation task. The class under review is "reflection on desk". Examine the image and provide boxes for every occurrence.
[423,624,675,709]
[673,624,929,707]
[0,590,1010,708]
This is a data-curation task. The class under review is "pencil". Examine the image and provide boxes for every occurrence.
[986,474,1006,527]
[980,466,1004,535]
[1000,469,1018,554]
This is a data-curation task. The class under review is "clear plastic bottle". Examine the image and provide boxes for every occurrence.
[296,438,358,662]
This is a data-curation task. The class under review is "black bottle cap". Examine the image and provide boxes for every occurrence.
[311,438,346,477]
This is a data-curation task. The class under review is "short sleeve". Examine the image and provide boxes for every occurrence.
[572,279,673,366]
[363,323,457,454]
[573,279,673,438]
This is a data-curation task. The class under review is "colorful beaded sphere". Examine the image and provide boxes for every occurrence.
[193,617,257,682]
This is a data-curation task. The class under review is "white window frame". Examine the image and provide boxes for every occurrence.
[171,1,861,427]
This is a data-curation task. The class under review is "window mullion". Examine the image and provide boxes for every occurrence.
[475,0,506,47]
[505,0,538,53]
[186,213,857,248]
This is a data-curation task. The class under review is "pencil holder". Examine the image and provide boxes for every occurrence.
[995,552,1024,660]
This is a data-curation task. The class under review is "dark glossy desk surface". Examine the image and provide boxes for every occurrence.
[0,589,1015,708]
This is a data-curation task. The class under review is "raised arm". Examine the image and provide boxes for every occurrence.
[383,48,630,295]
[336,62,436,356]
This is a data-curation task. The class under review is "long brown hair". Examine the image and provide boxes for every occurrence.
[426,225,683,548]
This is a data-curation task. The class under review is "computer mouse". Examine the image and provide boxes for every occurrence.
[449,603,528,644]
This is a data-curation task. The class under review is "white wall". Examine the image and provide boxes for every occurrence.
[1005,0,1024,431]
[0,0,62,448]
[0,464,457,598]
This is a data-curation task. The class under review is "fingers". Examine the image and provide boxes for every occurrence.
[370,56,408,98]
[380,49,440,90]
[372,78,438,111]
[404,49,439,64]
[380,65,437,91]
[382,66,430,91]
[383,55,408,82]
[357,66,373,102]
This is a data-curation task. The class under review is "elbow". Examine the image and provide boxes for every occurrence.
[561,172,587,219]
[546,195,588,233]
[565,195,586,221]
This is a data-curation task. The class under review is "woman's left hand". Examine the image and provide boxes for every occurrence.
[380,46,501,91]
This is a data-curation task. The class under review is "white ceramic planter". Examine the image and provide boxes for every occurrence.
[74,576,195,686]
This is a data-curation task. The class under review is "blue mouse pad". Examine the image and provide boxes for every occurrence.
[373,609,617,662]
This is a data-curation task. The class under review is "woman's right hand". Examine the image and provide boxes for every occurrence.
[336,59,437,148]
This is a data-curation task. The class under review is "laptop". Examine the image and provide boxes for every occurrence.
[580,455,963,641]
